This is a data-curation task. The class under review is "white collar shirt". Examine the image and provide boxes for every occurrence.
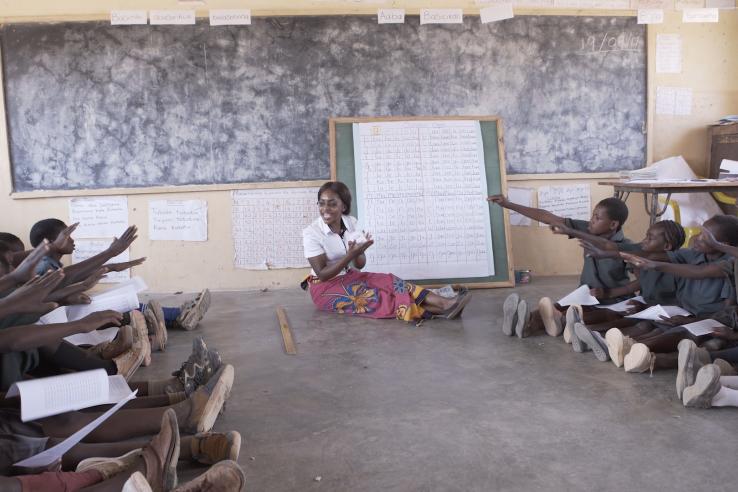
[302,215,358,274]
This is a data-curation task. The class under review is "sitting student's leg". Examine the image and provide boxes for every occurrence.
[683,364,738,408]
[12,470,104,491]
[40,365,233,442]
[587,317,639,333]
[709,346,738,365]
[580,307,622,325]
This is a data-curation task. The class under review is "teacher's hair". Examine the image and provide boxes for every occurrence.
[318,181,352,214]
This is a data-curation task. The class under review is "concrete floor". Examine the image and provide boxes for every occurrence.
[139,277,738,492]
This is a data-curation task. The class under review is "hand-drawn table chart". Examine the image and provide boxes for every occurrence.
[331,116,513,288]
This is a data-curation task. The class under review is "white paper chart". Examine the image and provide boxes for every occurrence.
[232,188,318,269]
[353,120,494,280]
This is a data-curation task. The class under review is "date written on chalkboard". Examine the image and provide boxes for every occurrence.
[579,31,643,55]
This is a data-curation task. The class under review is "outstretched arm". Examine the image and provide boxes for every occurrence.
[61,226,138,285]
[0,310,122,353]
[550,224,617,251]
[487,195,566,227]
[621,253,729,278]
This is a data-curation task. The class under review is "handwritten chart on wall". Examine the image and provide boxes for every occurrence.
[232,188,318,270]
[2,16,645,192]
[354,121,494,280]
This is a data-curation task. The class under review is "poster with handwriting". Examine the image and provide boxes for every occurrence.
[68,197,128,239]
[232,188,318,270]
[149,200,207,242]
[353,120,494,280]
[537,184,591,226]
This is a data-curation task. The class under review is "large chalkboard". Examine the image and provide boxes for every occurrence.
[1,16,646,192]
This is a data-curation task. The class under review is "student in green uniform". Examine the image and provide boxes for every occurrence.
[488,194,632,338]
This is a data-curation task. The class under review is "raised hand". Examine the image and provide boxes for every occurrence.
[0,269,65,315]
[51,222,78,255]
[77,310,123,332]
[550,224,575,236]
[348,232,374,256]
[46,267,107,302]
[59,292,92,306]
[105,257,146,272]
[580,241,618,259]
[9,240,51,283]
[107,226,138,257]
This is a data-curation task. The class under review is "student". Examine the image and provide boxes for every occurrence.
[489,194,631,337]
[554,220,685,362]
[606,215,738,372]
[302,181,471,322]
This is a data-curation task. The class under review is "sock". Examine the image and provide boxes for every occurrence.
[711,386,738,407]
[719,376,738,390]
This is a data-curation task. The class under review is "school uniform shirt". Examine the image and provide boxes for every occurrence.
[302,215,359,275]
[618,243,678,305]
[564,219,633,304]
[667,249,735,316]
[34,255,62,276]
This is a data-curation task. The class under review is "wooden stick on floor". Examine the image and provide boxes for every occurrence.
[276,306,297,355]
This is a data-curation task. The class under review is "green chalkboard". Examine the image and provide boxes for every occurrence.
[329,117,513,288]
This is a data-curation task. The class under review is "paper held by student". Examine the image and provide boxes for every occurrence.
[558,285,599,307]
[681,319,729,337]
[594,296,645,313]
[5,369,133,422]
[66,283,140,321]
[14,390,137,468]
[625,304,691,321]
[64,327,120,347]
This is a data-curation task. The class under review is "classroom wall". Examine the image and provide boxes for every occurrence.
[0,5,735,292]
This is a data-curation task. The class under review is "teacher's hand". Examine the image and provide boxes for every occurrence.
[348,233,373,256]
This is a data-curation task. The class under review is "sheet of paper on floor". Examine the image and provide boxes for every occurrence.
[149,199,208,241]
[537,184,590,226]
[72,240,130,283]
[507,187,533,226]
[353,120,493,279]
[68,196,129,239]
[232,188,318,269]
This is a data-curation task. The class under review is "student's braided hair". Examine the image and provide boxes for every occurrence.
[654,220,686,250]
[707,215,738,246]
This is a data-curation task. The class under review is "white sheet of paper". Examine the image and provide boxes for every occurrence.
[656,34,682,74]
[64,327,120,346]
[353,120,494,280]
[72,240,130,283]
[66,288,139,322]
[634,0,673,8]
[149,199,208,241]
[674,87,693,116]
[555,0,629,6]
[37,306,68,325]
[507,188,533,226]
[209,9,251,26]
[420,9,463,24]
[637,9,664,24]
[655,86,676,115]
[558,285,600,307]
[69,197,128,239]
[232,188,318,270]
[110,10,147,25]
[681,319,729,337]
[675,0,707,8]
[378,9,405,23]
[7,369,108,422]
[510,0,553,5]
[720,159,738,175]
[480,4,514,23]
[537,184,590,226]
[625,304,692,320]
[149,10,195,25]
[682,7,720,21]
[14,390,137,468]
[594,296,645,313]
[705,0,735,8]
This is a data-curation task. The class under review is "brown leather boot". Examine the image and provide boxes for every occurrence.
[145,300,168,351]
[141,408,180,492]
[184,364,234,433]
[88,325,134,360]
[130,310,152,366]
[172,461,245,492]
[189,431,242,465]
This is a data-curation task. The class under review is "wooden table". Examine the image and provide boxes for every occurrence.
[598,180,738,225]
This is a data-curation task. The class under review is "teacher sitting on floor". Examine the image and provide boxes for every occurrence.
[302,181,471,322]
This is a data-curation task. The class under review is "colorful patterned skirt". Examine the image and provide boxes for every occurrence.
[307,269,431,322]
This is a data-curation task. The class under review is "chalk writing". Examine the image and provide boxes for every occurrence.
[579,31,643,55]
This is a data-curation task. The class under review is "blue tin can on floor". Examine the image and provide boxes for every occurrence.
[514,269,532,284]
